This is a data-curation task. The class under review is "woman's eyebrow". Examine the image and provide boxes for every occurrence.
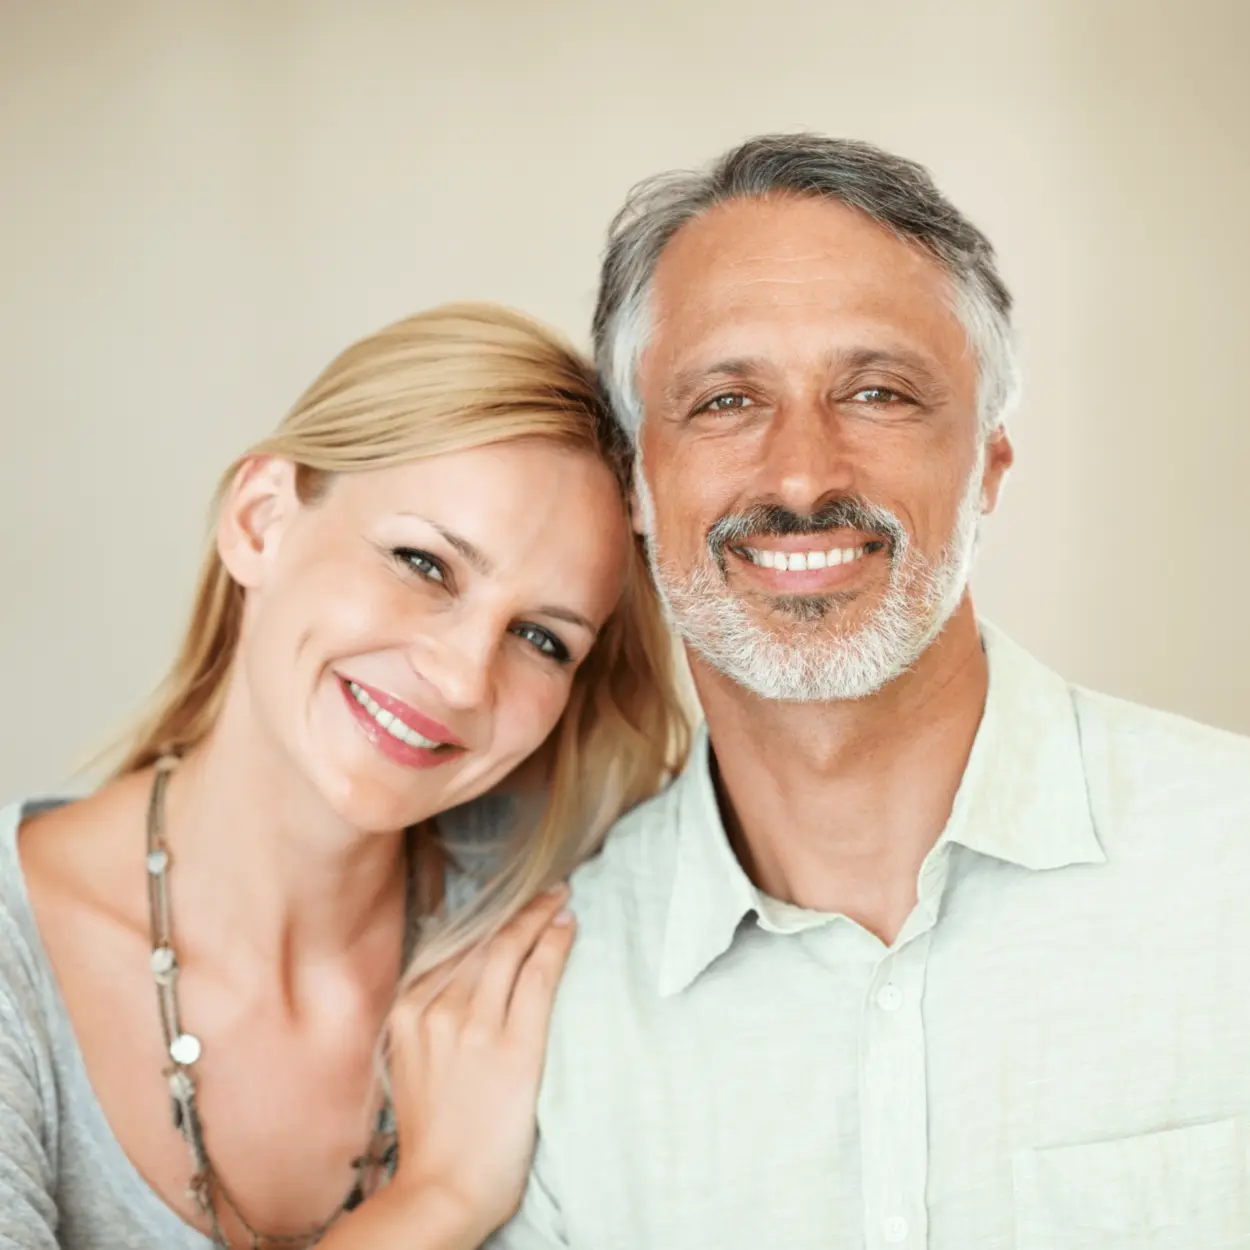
[538,604,595,634]
[396,513,594,632]
[396,512,494,575]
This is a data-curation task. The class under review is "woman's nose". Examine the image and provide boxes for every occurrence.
[407,622,500,713]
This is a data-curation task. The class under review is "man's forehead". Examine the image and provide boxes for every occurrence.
[652,195,952,312]
[644,196,967,375]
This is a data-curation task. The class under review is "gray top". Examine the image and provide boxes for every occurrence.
[0,795,507,1249]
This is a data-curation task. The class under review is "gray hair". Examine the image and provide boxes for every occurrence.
[592,133,1021,440]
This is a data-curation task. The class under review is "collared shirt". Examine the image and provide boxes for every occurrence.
[489,623,1250,1250]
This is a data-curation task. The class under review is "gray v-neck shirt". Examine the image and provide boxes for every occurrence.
[0,796,502,1248]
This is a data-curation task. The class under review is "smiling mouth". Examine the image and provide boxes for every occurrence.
[730,539,887,572]
[343,679,460,753]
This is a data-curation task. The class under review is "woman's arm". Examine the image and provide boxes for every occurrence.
[0,991,60,1249]
[319,888,575,1250]
[315,1181,483,1250]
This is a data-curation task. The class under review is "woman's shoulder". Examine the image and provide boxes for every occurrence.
[0,798,65,1051]
[0,785,138,1020]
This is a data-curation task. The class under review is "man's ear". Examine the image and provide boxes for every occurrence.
[216,457,299,589]
[979,426,1015,515]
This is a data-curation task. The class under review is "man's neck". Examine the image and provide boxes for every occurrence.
[693,599,989,946]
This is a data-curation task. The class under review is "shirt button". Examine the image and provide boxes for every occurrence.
[883,1215,908,1243]
[876,983,903,1012]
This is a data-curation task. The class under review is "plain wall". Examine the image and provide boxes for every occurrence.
[2,0,1248,799]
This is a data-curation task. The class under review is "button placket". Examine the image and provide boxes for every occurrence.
[859,931,933,1249]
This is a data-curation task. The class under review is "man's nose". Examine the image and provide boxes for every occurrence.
[755,398,856,516]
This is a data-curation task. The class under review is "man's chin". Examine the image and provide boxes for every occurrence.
[746,591,870,634]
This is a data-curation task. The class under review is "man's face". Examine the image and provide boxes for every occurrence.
[634,194,1013,701]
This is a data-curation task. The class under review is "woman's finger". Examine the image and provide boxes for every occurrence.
[504,911,576,1047]
[470,887,570,1028]
[394,942,485,1032]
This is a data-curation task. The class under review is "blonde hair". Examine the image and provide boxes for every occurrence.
[112,302,690,988]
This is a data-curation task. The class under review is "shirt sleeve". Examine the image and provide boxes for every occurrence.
[0,991,59,1247]
[484,1140,568,1250]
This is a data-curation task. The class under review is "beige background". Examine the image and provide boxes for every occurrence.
[2,0,1247,799]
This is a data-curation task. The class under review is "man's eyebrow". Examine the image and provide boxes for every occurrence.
[397,514,494,575]
[664,346,946,409]
[665,357,765,408]
[836,345,944,385]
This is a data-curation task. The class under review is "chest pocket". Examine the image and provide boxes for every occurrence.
[1012,1118,1250,1249]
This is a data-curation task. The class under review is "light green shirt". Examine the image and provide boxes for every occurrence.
[491,623,1250,1250]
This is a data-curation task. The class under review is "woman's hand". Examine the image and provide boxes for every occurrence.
[385,887,576,1244]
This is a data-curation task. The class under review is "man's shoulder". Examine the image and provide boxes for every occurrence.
[1072,685,1250,842]
[1074,684,1250,784]
[557,774,688,996]
[569,777,684,914]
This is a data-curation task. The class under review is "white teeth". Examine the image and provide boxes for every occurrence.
[741,544,871,570]
[347,681,441,750]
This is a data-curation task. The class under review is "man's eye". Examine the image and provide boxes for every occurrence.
[513,624,571,665]
[700,393,753,413]
[393,548,446,584]
[850,386,903,404]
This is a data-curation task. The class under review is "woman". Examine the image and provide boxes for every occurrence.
[0,304,689,1248]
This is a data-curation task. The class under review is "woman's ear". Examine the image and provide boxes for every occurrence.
[628,484,646,537]
[216,457,299,589]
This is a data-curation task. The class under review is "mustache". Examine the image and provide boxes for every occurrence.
[707,498,908,566]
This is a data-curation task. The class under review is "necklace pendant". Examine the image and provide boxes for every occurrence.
[170,1032,202,1066]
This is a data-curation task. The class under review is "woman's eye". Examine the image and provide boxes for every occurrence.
[700,392,753,414]
[393,548,446,585]
[513,624,571,665]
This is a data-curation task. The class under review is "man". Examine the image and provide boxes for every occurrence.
[491,134,1250,1248]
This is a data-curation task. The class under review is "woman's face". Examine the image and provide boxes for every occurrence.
[219,440,630,833]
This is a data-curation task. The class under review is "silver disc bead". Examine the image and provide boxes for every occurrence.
[169,1033,202,1066]
[150,945,176,977]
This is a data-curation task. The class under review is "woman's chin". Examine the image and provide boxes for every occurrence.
[304,757,441,836]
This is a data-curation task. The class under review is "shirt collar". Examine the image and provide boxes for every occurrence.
[656,620,1105,997]
[941,621,1105,871]
[656,727,760,998]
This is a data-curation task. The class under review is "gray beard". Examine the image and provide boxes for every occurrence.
[636,462,983,703]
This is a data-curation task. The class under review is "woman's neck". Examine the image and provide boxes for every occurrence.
[159,681,410,1018]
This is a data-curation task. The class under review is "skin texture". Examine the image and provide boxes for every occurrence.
[19,440,627,1246]
[637,195,1014,944]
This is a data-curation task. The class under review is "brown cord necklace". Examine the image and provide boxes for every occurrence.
[144,756,418,1248]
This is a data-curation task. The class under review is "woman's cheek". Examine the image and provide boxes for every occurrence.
[505,668,575,753]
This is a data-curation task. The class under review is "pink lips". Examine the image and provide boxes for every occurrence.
[338,676,465,771]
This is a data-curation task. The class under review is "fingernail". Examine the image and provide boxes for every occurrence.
[552,908,575,926]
